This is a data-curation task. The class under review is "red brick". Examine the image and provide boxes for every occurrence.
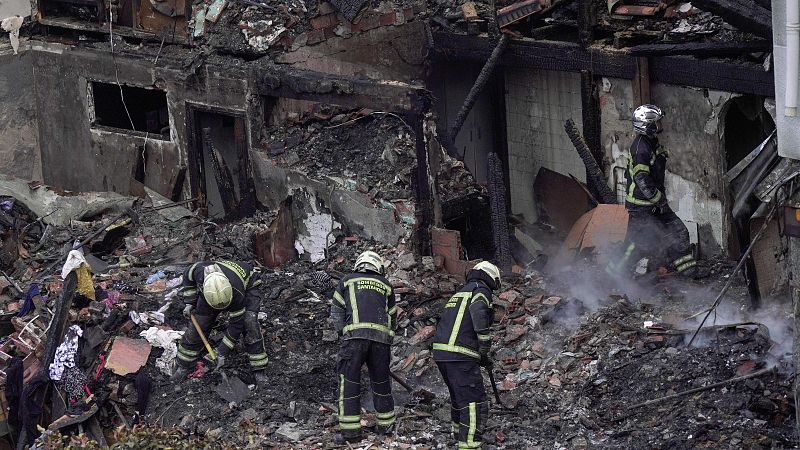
[306,28,326,45]
[379,11,396,26]
[311,13,337,30]
[355,14,379,31]
[323,26,338,40]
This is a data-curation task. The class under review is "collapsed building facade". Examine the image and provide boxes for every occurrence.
[0,0,796,447]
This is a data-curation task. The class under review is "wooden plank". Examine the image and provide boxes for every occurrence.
[630,40,773,57]
[690,0,772,38]
[632,56,650,105]
[432,32,774,96]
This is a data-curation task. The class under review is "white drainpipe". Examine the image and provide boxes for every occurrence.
[786,0,799,116]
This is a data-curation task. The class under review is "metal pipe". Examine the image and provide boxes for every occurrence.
[786,0,799,116]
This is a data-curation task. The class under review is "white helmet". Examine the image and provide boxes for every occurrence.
[633,104,664,136]
[202,264,233,309]
[354,251,386,275]
[473,261,501,291]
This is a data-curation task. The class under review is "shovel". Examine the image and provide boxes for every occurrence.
[485,367,513,410]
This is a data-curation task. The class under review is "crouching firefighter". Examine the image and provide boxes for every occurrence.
[433,261,500,450]
[330,251,397,444]
[172,261,268,382]
[606,104,703,280]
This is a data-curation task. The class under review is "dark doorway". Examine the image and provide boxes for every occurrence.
[186,107,255,219]
[723,96,775,170]
[722,95,776,308]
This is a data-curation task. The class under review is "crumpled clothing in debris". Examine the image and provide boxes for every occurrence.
[17,283,39,317]
[139,326,184,376]
[56,366,88,402]
[49,325,83,381]
[61,250,87,279]
[62,250,95,300]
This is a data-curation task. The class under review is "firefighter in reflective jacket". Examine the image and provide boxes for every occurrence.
[606,104,702,279]
[330,251,397,444]
[172,260,268,381]
[433,261,500,450]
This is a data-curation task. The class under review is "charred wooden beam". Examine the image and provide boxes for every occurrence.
[689,0,772,38]
[577,0,595,47]
[580,70,603,198]
[564,119,617,204]
[632,57,651,105]
[42,272,77,376]
[629,40,773,57]
[433,32,774,96]
[446,34,509,154]
[252,65,431,114]
[410,113,433,256]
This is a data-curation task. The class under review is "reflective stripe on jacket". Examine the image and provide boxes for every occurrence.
[331,272,396,345]
[433,281,492,362]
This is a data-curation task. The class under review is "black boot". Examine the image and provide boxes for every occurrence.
[170,366,189,382]
[334,430,362,444]
[376,424,394,436]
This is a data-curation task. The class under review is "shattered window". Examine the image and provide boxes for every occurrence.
[90,82,170,139]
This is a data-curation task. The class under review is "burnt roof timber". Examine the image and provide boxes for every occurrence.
[251,65,431,114]
[433,32,774,97]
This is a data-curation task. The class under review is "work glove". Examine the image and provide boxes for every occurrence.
[182,304,194,319]
[651,195,668,215]
[480,353,493,368]
[214,354,225,370]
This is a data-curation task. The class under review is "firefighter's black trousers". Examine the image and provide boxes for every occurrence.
[436,360,488,449]
[336,339,395,435]
[607,207,696,276]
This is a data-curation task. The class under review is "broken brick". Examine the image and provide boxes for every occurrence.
[105,337,152,376]
[311,13,338,30]
[504,325,527,344]
[461,2,479,21]
[410,325,436,345]
[379,12,397,27]
[543,296,562,306]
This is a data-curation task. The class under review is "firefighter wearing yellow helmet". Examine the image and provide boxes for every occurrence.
[330,250,397,444]
[172,261,268,382]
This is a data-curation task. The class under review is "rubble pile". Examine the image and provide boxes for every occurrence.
[265,111,418,202]
[0,178,794,449]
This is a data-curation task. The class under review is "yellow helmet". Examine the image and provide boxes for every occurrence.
[202,264,233,309]
[472,261,501,290]
[354,251,386,275]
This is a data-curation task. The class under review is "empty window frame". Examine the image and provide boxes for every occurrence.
[90,82,171,139]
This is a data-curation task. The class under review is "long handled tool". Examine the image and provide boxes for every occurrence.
[389,370,413,392]
[485,367,513,410]
[190,314,216,361]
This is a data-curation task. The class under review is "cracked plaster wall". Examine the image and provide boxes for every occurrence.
[249,150,411,247]
[0,47,40,181]
[599,78,734,255]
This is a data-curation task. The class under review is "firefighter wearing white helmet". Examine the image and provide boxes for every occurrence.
[606,105,702,279]
[330,250,397,444]
[172,261,268,382]
[432,260,501,449]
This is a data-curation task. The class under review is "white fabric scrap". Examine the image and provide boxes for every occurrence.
[139,326,184,376]
[61,249,87,279]
[48,325,83,381]
[1,16,23,55]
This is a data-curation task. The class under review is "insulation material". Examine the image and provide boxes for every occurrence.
[295,212,340,263]
[1,16,22,54]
